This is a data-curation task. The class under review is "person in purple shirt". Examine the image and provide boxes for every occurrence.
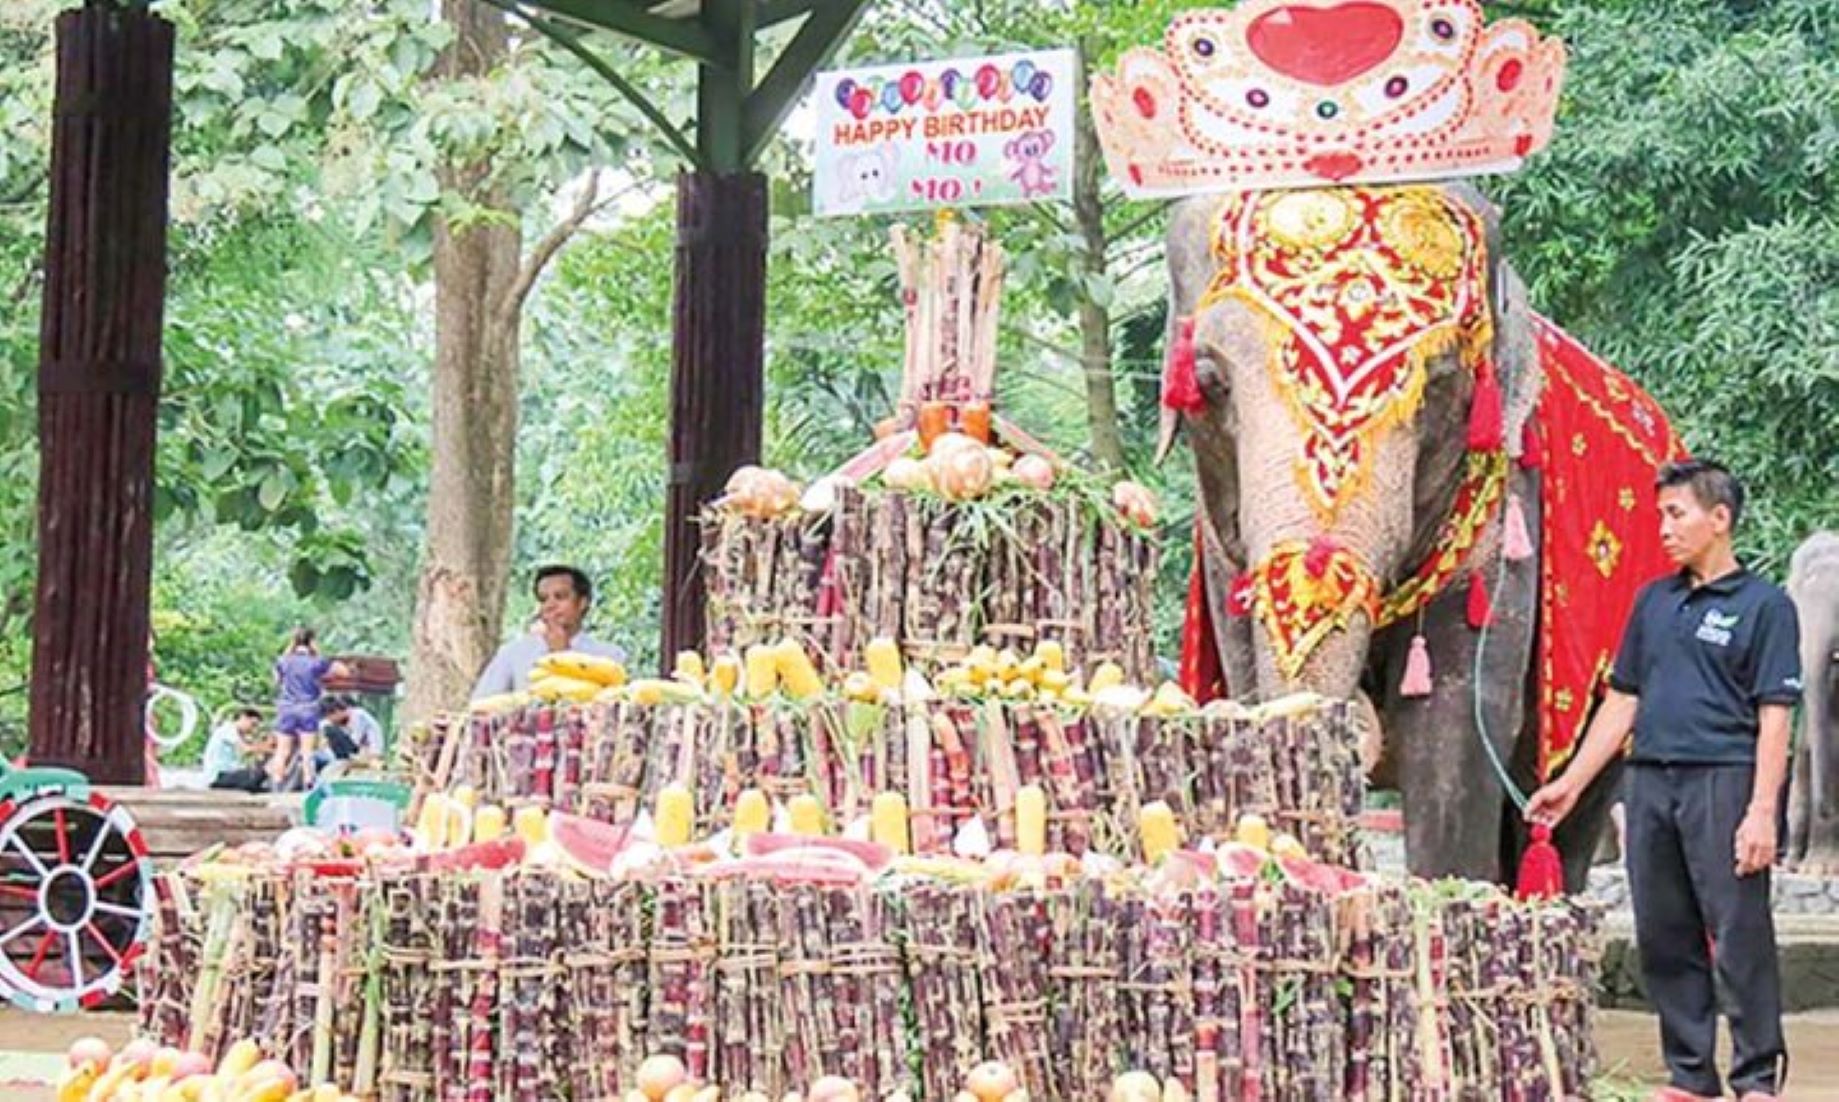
[268,627,349,789]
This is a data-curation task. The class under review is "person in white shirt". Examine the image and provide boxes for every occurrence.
[204,707,268,792]
[470,565,626,700]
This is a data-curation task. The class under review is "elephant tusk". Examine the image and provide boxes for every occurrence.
[1155,405,1182,465]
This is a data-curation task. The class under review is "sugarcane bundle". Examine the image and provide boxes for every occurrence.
[703,483,1161,686]
[771,881,913,1096]
[976,887,1058,1097]
[894,878,988,1101]
[1044,878,1125,1100]
[376,873,436,1102]
[643,876,719,1087]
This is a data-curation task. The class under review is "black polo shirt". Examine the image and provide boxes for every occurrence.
[1610,566,1802,764]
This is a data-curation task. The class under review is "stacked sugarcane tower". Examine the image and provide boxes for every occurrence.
[139,214,1604,1102]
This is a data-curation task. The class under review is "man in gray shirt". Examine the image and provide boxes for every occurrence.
[470,565,626,699]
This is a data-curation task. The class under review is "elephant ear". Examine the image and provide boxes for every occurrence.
[1157,197,1226,464]
[1398,183,1542,573]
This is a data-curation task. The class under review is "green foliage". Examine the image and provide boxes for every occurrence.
[1499,0,1839,575]
[0,0,1831,730]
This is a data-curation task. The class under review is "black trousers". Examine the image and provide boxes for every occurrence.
[1625,762,1785,1097]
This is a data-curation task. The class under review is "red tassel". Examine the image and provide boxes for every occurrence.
[1399,634,1433,697]
[1466,569,1493,629]
[1161,316,1205,414]
[1518,417,1542,470]
[1503,493,1534,562]
[1304,535,1337,579]
[1515,822,1565,900]
[1467,361,1505,451]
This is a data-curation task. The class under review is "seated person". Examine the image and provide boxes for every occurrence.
[315,695,386,770]
[204,707,271,793]
[471,564,625,699]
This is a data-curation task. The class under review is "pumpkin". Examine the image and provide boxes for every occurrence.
[927,431,982,460]
[964,1061,1019,1101]
[1110,1072,1162,1102]
[882,456,933,493]
[636,1054,689,1100]
[1012,454,1056,491]
[929,444,994,501]
[1111,480,1159,527]
[724,466,800,518]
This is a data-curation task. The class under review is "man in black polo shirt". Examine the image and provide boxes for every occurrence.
[1528,460,1801,1102]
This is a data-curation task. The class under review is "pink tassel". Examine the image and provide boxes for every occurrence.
[1468,362,1505,451]
[1503,493,1534,562]
[1304,535,1338,579]
[1467,569,1494,629]
[1400,634,1433,697]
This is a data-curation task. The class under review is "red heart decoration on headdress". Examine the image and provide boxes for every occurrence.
[1247,3,1404,86]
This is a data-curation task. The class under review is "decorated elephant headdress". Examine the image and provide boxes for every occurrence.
[1090,0,1566,196]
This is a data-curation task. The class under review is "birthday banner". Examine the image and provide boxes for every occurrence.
[812,50,1077,217]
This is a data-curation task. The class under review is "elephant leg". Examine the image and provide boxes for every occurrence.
[1382,472,1541,884]
[1788,729,1812,867]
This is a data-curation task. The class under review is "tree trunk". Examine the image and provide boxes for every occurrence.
[1074,41,1125,473]
[661,170,768,665]
[404,0,521,723]
[28,7,174,784]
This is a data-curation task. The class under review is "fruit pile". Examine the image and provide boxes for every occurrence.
[55,1037,341,1102]
[413,665,1367,867]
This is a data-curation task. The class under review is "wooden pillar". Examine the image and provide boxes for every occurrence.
[661,170,767,663]
[28,5,175,783]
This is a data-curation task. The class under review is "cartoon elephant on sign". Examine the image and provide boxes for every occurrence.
[1787,530,1839,872]
[1166,182,1683,888]
[832,142,900,214]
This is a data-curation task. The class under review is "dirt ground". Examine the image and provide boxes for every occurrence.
[4,1008,1838,1099]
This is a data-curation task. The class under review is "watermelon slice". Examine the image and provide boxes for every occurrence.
[1276,854,1368,895]
[745,832,892,871]
[421,837,526,873]
[552,812,632,877]
[1214,842,1272,881]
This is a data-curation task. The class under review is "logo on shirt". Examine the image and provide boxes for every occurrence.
[1785,676,1804,691]
[1695,609,1739,647]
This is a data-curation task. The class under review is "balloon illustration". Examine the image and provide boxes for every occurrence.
[954,78,980,109]
[975,64,1002,99]
[834,78,858,111]
[848,87,874,120]
[1012,59,1037,94]
[1030,71,1053,102]
[881,81,904,113]
[940,68,962,98]
[899,70,925,106]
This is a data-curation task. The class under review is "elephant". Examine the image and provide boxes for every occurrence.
[1164,181,1678,889]
[1787,530,1839,872]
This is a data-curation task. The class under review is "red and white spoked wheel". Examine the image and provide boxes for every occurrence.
[0,791,153,1010]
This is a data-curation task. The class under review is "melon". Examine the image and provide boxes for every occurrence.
[1213,842,1270,881]
[423,837,525,873]
[552,812,632,878]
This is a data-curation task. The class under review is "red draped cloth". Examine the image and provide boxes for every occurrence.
[1530,315,1686,781]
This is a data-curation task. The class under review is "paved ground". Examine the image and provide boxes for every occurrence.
[4,1008,1839,1100]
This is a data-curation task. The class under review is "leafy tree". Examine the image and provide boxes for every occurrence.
[1499,0,1839,574]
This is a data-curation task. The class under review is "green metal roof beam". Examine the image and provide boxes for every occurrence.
[695,0,755,173]
[742,0,871,167]
[758,0,822,26]
[528,0,725,66]
[485,0,704,169]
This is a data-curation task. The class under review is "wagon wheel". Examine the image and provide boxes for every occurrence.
[0,790,153,1011]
